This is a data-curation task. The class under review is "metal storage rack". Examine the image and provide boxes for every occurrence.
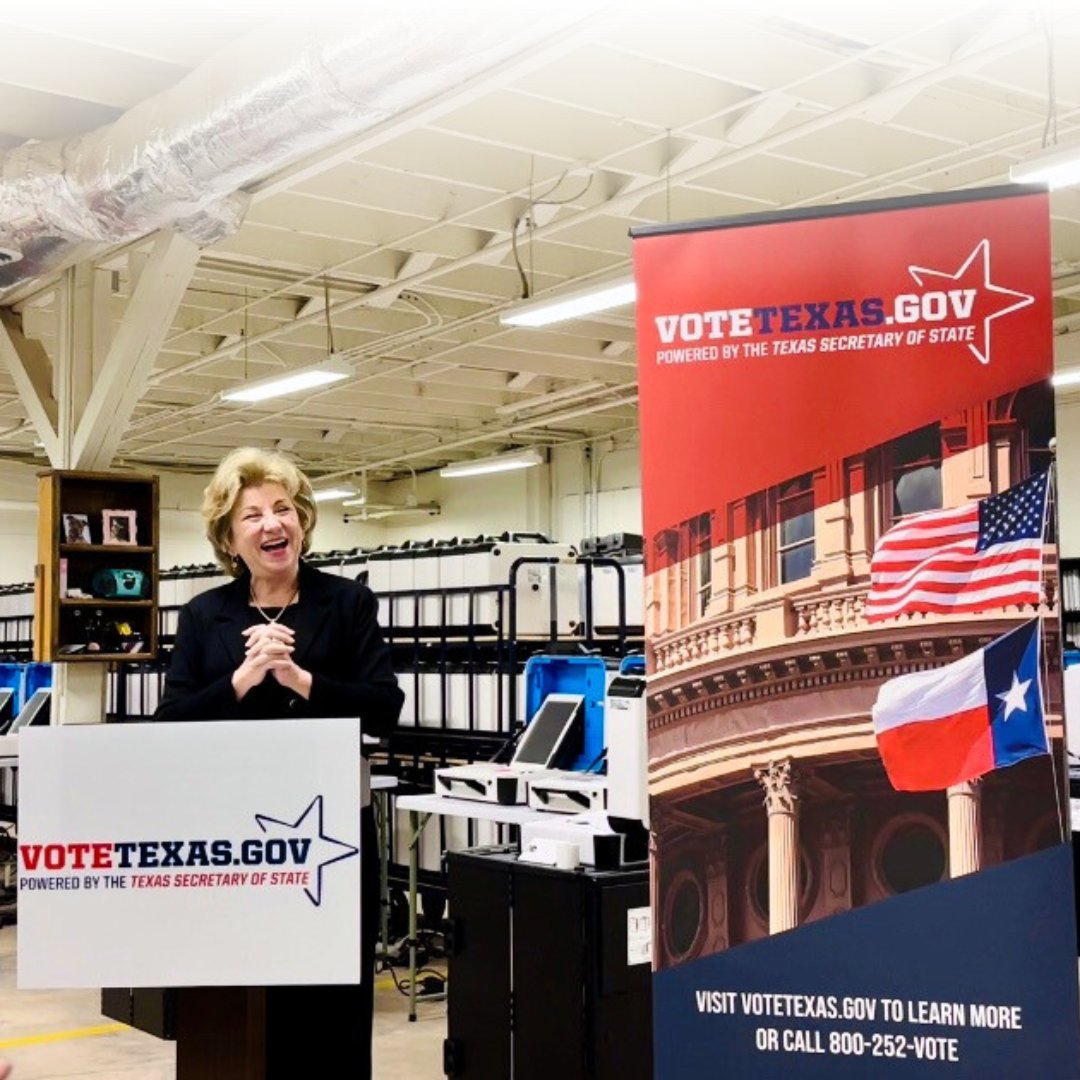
[0,533,645,943]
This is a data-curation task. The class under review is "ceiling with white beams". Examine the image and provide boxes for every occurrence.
[1,3,1079,485]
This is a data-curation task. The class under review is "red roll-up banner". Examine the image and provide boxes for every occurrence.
[635,189,1051,564]
[633,187,1080,1079]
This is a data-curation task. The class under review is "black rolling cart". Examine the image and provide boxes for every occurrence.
[444,849,652,1080]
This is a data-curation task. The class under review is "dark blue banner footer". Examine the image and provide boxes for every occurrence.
[653,845,1080,1078]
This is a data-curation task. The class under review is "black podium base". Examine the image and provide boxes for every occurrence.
[175,987,266,1080]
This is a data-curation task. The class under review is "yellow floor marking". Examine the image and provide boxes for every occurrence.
[0,1022,127,1049]
[0,972,416,1049]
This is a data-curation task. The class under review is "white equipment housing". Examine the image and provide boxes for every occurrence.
[434,693,584,806]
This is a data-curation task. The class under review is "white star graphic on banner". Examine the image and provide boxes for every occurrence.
[995,672,1032,721]
[254,795,358,907]
[907,239,1034,366]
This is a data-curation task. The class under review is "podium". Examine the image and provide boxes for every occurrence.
[101,986,266,1078]
[16,719,365,1080]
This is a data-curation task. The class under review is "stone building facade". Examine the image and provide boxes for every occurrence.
[646,384,1062,970]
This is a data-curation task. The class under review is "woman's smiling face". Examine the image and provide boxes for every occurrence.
[228,482,303,581]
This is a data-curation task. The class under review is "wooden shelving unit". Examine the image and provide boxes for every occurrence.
[34,470,159,662]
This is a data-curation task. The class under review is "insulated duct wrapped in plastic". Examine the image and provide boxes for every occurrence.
[0,10,591,291]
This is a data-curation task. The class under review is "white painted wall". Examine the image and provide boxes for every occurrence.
[4,377,1079,584]
[1055,333,1080,557]
[0,462,46,586]
[372,464,553,547]
[0,447,644,586]
[552,437,643,548]
[157,471,384,569]
[365,439,644,550]
[0,462,387,586]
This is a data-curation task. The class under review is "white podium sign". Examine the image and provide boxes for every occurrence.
[17,718,361,989]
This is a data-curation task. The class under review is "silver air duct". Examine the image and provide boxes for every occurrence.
[0,10,592,292]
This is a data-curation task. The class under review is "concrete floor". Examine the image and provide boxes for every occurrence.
[0,926,447,1078]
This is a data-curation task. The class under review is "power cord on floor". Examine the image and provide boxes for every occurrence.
[382,960,446,999]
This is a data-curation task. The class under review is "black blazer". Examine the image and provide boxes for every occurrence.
[154,560,403,738]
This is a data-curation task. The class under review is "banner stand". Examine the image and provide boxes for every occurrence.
[632,185,1080,1077]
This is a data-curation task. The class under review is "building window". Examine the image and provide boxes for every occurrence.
[777,474,814,584]
[1008,382,1055,480]
[688,512,712,616]
[891,425,942,519]
[664,869,704,962]
[654,528,681,567]
[873,816,946,896]
[697,550,712,614]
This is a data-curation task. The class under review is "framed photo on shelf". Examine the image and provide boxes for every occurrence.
[102,509,137,546]
[62,513,92,545]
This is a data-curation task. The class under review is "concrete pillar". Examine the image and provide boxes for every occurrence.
[947,779,982,877]
[754,759,799,934]
[53,265,104,726]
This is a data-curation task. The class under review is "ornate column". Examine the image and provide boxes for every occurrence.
[754,759,799,935]
[947,779,982,877]
[701,833,730,954]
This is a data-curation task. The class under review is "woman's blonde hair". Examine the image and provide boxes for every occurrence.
[202,447,318,575]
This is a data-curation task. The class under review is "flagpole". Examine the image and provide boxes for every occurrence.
[1037,611,1069,843]
[1041,463,1069,842]
[1044,459,1056,590]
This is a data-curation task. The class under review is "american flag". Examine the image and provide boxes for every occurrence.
[864,471,1048,622]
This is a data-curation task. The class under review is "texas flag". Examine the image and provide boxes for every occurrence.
[871,620,1047,792]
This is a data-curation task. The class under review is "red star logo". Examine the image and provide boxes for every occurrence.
[907,240,1034,366]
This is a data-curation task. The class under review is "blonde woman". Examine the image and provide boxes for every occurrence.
[156,447,402,1079]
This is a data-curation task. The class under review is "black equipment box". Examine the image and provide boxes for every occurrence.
[444,849,652,1079]
[580,533,643,558]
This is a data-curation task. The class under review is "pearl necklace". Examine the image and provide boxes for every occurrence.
[250,582,299,625]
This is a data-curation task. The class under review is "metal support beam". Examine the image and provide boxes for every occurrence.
[72,231,200,469]
[57,262,96,465]
[0,308,59,463]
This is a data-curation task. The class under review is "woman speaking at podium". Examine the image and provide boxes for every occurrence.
[156,447,403,1079]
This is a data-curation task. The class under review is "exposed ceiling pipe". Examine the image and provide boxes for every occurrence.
[0,9,598,294]
[326,390,641,480]
[138,13,1049,385]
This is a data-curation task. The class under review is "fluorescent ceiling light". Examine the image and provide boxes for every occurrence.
[1052,370,1080,388]
[312,486,357,502]
[439,448,544,478]
[221,359,351,403]
[1010,143,1080,190]
[500,276,636,328]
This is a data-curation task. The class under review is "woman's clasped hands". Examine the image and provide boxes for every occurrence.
[231,623,312,700]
